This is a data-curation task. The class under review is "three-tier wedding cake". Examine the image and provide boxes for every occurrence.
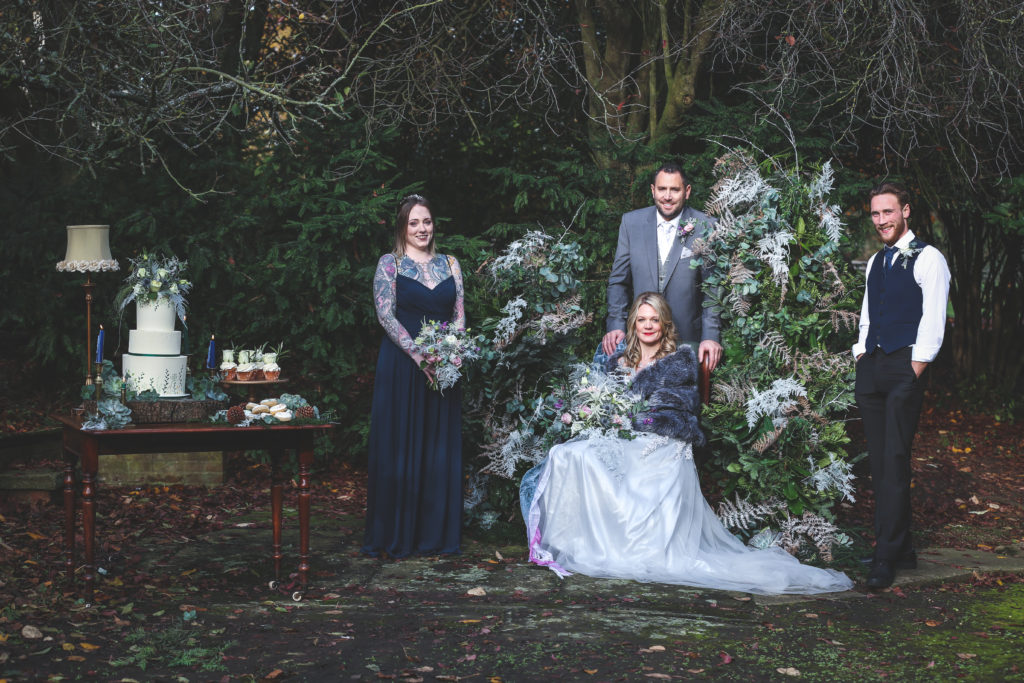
[122,299,188,397]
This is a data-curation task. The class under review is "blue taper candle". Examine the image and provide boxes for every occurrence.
[207,335,216,369]
[95,325,105,364]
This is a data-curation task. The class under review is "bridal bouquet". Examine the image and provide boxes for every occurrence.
[414,320,483,392]
[551,365,646,442]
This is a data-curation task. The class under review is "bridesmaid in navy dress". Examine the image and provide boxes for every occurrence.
[363,194,465,557]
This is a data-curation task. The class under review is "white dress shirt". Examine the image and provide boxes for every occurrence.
[852,230,951,363]
[656,215,680,264]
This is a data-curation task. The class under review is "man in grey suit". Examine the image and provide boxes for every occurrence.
[601,162,723,370]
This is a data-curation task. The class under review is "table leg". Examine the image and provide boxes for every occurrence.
[63,441,77,583]
[81,437,99,603]
[270,449,283,582]
[297,443,312,592]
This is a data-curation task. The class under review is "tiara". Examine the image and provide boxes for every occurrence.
[402,193,426,203]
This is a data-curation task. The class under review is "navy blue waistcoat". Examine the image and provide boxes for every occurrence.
[865,238,927,354]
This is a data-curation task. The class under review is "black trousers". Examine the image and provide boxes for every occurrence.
[854,346,926,561]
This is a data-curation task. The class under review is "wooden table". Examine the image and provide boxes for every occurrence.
[55,415,332,602]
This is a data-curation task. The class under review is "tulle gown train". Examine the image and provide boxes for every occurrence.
[522,435,853,595]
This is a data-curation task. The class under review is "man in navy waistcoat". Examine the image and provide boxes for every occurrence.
[853,181,950,589]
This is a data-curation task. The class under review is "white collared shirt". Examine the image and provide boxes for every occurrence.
[852,230,951,363]
[656,214,680,264]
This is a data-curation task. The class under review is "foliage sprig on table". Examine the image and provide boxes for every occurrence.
[694,152,862,553]
[114,251,192,323]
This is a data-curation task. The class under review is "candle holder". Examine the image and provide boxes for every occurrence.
[94,363,103,397]
[56,225,118,389]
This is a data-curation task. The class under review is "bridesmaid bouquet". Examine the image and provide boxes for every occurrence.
[414,320,483,392]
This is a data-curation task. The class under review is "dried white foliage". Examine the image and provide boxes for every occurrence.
[778,512,848,563]
[757,331,793,365]
[493,296,527,348]
[804,454,857,504]
[527,294,592,343]
[808,160,835,204]
[717,495,787,530]
[710,168,771,209]
[489,230,552,277]
[757,229,795,285]
[745,377,807,429]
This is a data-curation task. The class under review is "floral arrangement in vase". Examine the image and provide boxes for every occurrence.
[114,251,192,323]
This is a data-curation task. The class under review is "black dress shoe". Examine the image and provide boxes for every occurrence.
[859,549,917,569]
[866,560,895,589]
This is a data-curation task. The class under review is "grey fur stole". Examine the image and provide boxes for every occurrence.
[606,347,706,446]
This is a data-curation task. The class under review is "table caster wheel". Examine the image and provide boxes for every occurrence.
[292,591,304,602]
[268,580,279,590]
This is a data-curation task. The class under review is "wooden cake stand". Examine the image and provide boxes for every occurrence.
[220,378,289,403]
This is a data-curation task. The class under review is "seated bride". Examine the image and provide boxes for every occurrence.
[520,292,853,595]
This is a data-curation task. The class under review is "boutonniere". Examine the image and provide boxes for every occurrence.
[896,245,923,269]
[677,222,695,243]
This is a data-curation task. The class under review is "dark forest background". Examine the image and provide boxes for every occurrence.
[2,1,1021,461]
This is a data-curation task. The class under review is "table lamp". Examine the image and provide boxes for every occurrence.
[56,225,119,386]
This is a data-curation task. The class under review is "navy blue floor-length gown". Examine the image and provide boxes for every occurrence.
[362,272,462,557]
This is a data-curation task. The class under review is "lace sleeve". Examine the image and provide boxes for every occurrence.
[373,254,417,354]
[448,255,466,329]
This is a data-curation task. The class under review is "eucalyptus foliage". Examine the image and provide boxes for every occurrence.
[695,152,862,527]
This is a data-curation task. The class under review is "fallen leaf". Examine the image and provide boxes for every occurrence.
[61,643,76,651]
[686,670,704,675]
[639,645,666,653]
[803,613,819,619]
[584,670,597,675]
[67,655,86,662]
[79,642,100,651]
[21,625,42,639]
[719,652,733,664]
[957,653,977,659]
[265,669,284,679]
[495,550,504,560]
[459,619,481,623]
[466,587,486,596]
[643,675,671,680]
[925,620,942,627]
[777,667,801,677]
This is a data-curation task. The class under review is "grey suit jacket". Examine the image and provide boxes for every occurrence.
[606,205,721,344]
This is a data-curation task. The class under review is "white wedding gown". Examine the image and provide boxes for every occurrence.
[522,434,853,595]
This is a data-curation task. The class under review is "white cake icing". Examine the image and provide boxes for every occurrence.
[122,299,188,397]
[128,329,181,355]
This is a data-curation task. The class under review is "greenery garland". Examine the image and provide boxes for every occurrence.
[468,154,864,558]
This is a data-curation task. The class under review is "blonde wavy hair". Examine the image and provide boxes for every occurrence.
[623,292,677,369]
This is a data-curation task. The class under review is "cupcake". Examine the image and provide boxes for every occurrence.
[219,360,237,381]
[236,362,256,381]
[263,362,281,381]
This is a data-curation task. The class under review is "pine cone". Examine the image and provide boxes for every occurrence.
[227,405,245,424]
[296,405,315,420]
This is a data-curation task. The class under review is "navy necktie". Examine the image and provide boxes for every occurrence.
[884,246,898,271]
